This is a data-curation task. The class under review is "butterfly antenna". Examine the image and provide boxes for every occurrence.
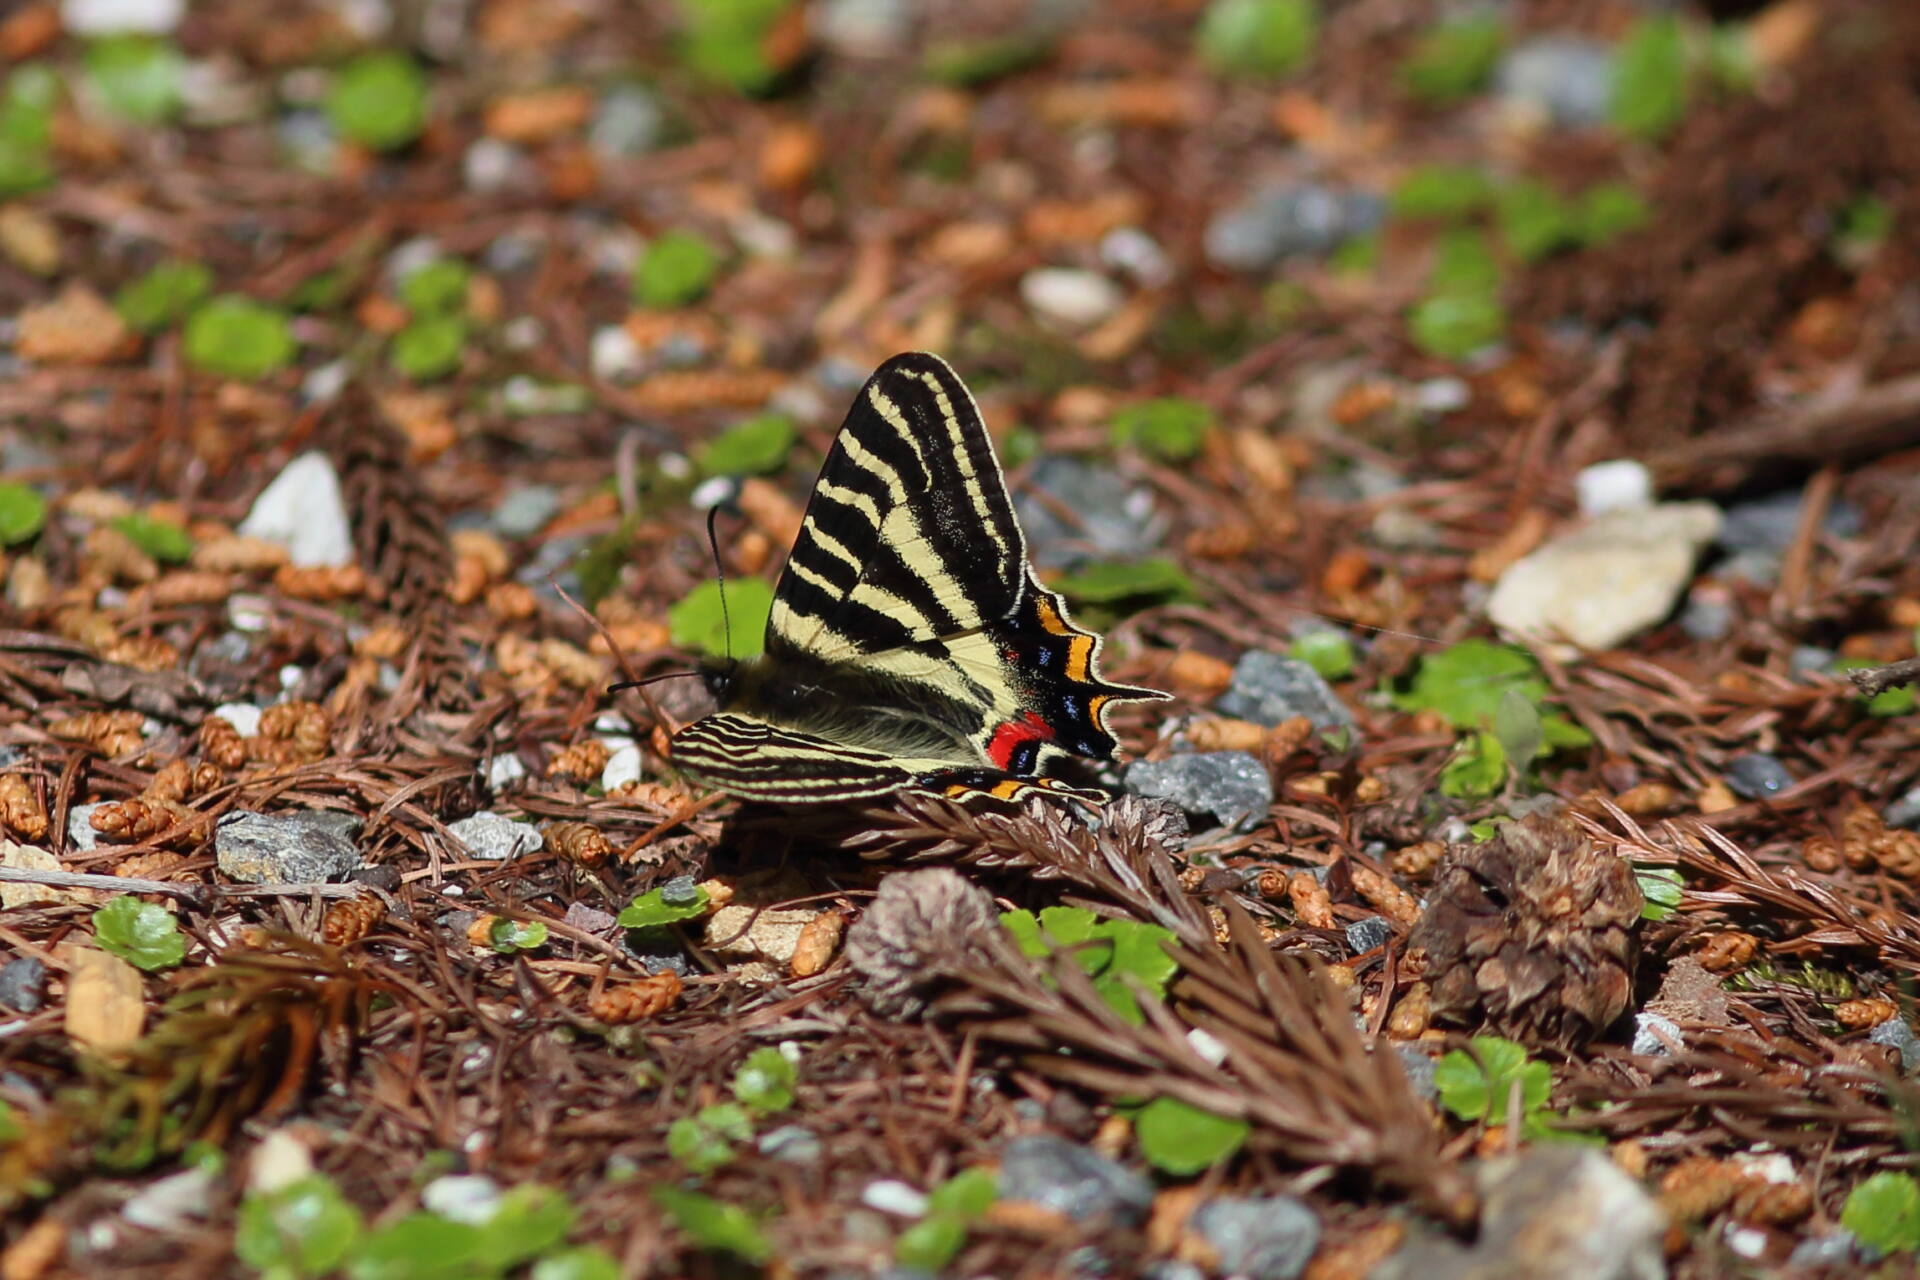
[707,501,734,660]
[607,670,704,694]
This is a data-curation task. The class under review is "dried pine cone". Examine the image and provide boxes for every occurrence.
[90,797,181,842]
[113,850,190,881]
[0,772,49,841]
[589,970,684,1023]
[273,563,368,601]
[546,740,611,783]
[48,710,145,755]
[199,716,249,768]
[259,700,331,761]
[145,759,223,804]
[790,909,847,978]
[1409,813,1641,1050]
[843,868,1000,1018]
[542,821,612,868]
[322,894,386,946]
[1695,931,1759,973]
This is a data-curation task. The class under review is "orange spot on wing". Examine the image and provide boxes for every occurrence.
[1033,594,1074,637]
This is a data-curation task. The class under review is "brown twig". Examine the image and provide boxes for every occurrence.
[1847,657,1920,699]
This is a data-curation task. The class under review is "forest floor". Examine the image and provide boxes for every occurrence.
[3,0,1920,1276]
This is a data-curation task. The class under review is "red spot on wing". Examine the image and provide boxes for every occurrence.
[986,711,1054,769]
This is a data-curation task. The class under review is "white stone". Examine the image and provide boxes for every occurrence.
[486,754,528,788]
[861,1180,929,1217]
[1487,502,1721,653]
[236,452,355,568]
[589,324,643,382]
[62,0,184,35]
[1576,459,1654,517]
[247,1129,314,1196]
[1631,1010,1682,1056]
[448,811,543,861]
[463,138,524,195]
[1101,227,1173,287]
[122,1167,215,1230]
[1,840,103,908]
[1020,268,1124,330]
[421,1175,503,1226]
[301,360,351,405]
[211,702,263,737]
[602,742,644,791]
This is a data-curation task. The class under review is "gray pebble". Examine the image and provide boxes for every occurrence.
[589,85,663,158]
[1494,36,1614,129]
[1345,916,1391,954]
[660,874,703,905]
[1127,752,1273,831]
[1143,1265,1207,1280]
[1724,753,1793,800]
[756,1125,825,1165]
[815,0,912,56]
[1218,651,1353,729]
[215,810,360,884]
[1395,1044,1438,1100]
[998,1135,1153,1224]
[1191,1196,1320,1280]
[448,811,543,862]
[350,864,402,893]
[1887,785,1920,830]
[1787,1234,1860,1269]
[1719,489,1863,555]
[1677,594,1733,642]
[1789,646,1834,675]
[67,803,105,853]
[1632,1011,1681,1056]
[0,956,48,1013]
[1016,457,1163,570]
[492,486,561,539]
[1870,1018,1920,1072]
[564,902,618,934]
[1205,184,1385,272]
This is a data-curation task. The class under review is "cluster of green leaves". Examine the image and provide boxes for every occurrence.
[667,1047,797,1174]
[85,35,186,125]
[674,0,792,94]
[328,52,430,152]
[238,1174,617,1280]
[0,64,59,197]
[1434,1036,1599,1144]
[1844,1171,1920,1254]
[392,258,474,381]
[652,1187,770,1264]
[894,1169,998,1271]
[94,896,187,971]
[1289,629,1355,681]
[696,413,795,477]
[1389,639,1592,799]
[1001,905,1178,1026]
[0,483,48,547]
[485,918,548,954]
[1109,398,1215,463]
[1196,0,1317,80]
[618,881,712,930]
[667,577,774,660]
[1398,15,1505,105]
[633,229,720,308]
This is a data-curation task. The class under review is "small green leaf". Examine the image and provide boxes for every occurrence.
[0,66,55,195]
[618,884,711,929]
[487,917,548,954]
[926,1168,997,1221]
[1837,195,1893,259]
[1429,227,1502,297]
[1135,1097,1250,1175]
[676,0,791,93]
[328,52,429,152]
[1052,557,1196,606]
[1197,0,1318,80]
[532,1248,623,1280]
[1843,1171,1920,1254]
[93,896,186,971]
[1408,290,1505,360]
[398,260,472,316]
[390,315,468,381]
[1099,919,1178,994]
[236,1174,365,1277]
[732,1047,797,1114]
[84,36,184,125]
[1540,712,1594,751]
[1000,909,1049,959]
[1036,905,1102,949]
[475,1184,575,1269]
[1398,16,1505,105]
[1610,15,1689,141]
[698,1103,755,1142]
[1577,183,1651,246]
[110,512,193,564]
[348,1212,486,1280]
[115,260,213,334]
[1435,1036,1551,1123]
[697,414,795,477]
[895,1215,969,1271]
[651,1186,771,1263]
[1394,640,1548,729]
[668,1117,737,1174]
[1635,866,1683,922]
[1389,165,1495,221]
[633,230,718,308]
[923,36,1054,87]
[0,483,47,546]
[1496,180,1581,263]
[1330,232,1379,276]
[0,1101,20,1144]
[667,577,774,660]
[1439,730,1506,800]
[1110,398,1215,463]
[1289,629,1354,680]
[1492,686,1543,777]
[183,295,296,381]
[1001,426,1040,468]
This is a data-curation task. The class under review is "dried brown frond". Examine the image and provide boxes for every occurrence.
[328,391,451,613]
[589,970,683,1023]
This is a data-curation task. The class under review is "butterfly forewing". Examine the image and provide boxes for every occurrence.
[668,352,1167,807]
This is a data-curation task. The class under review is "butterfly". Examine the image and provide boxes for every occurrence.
[667,352,1169,806]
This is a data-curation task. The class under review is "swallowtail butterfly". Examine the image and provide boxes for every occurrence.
[669,352,1169,806]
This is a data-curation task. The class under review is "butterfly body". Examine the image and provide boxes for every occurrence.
[671,352,1168,806]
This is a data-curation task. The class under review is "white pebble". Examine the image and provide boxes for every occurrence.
[247,1129,315,1196]
[487,754,528,788]
[602,743,644,791]
[62,0,185,35]
[590,324,644,382]
[236,451,355,568]
[1021,267,1125,329]
[1577,459,1654,516]
[861,1180,929,1217]
[211,703,263,737]
[1100,227,1173,288]
[421,1175,503,1226]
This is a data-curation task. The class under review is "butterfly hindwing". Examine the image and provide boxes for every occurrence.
[667,352,1167,807]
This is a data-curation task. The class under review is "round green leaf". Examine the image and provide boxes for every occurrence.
[1843,1171,1920,1254]
[183,295,296,381]
[732,1046,797,1114]
[651,1186,771,1263]
[390,315,468,381]
[1610,15,1688,141]
[532,1248,622,1280]
[1109,398,1215,462]
[398,259,472,315]
[1135,1096,1250,1175]
[668,577,773,659]
[328,51,429,152]
[1052,557,1196,606]
[115,260,213,334]
[0,483,47,546]
[1408,290,1506,360]
[696,414,795,477]
[348,1212,485,1280]
[1289,629,1354,680]
[632,230,718,308]
[84,36,185,125]
[617,883,711,929]
[111,512,193,564]
[92,895,186,971]
[236,1174,365,1275]
[895,1215,968,1272]
[1197,0,1318,79]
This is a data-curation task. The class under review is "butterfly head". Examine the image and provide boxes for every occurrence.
[698,654,741,704]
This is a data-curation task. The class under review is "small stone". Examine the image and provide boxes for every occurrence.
[1724,753,1793,800]
[1495,36,1615,129]
[1205,183,1386,272]
[1100,227,1173,287]
[1789,646,1834,675]
[492,486,560,539]
[563,901,617,934]
[1887,785,1920,830]
[602,742,644,791]
[1487,502,1722,652]
[1021,268,1125,330]
[589,85,664,157]
[659,876,702,905]
[487,754,528,788]
[1719,489,1863,555]
[349,864,401,892]
[1218,651,1353,729]
[998,1135,1154,1224]
[706,902,814,966]
[1395,1044,1438,1100]
[757,1124,824,1164]
[247,1128,315,1195]
[1787,1234,1860,1270]
[814,0,911,56]
[62,0,186,35]
[65,806,105,855]
[1870,1019,1920,1072]
[211,702,264,738]
[463,137,527,194]
[590,324,643,382]
[421,1175,503,1226]
[215,810,360,884]
[121,1167,215,1230]
[1127,752,1273,831]
[1679,593,1735,642]
[1190,1196,1320,1280]
[1015,457,1163,569]
[1632,1011,1681,1056]
[17,284,133,365]
[0,956,49,1011]
[0,205,61,276]
[1345,916,1391,954]
[448,811,543,861]
[861,1180,928,1217]
[1412,377,1470,414]
[1576,460,1653,517]
[236,452,355,568]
